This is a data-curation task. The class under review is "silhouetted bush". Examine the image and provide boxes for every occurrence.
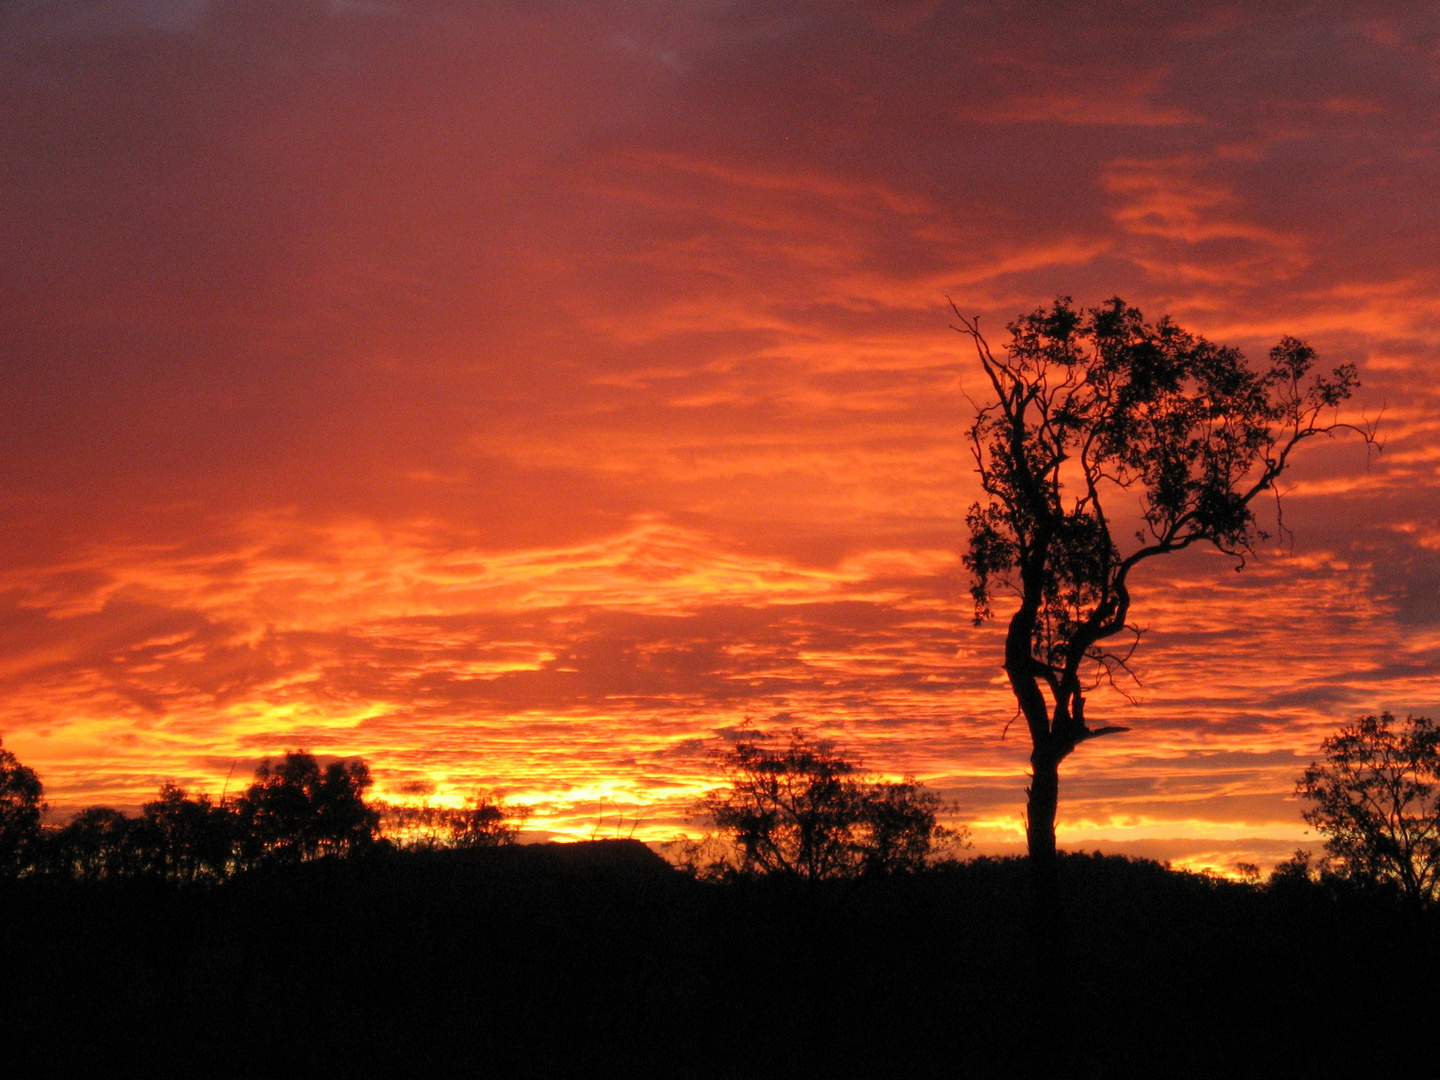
[374,789,531,850]
[44,806,141,881]
[22,750,381,883]
[0,738,45,876]
[679,728,967,881]
[139,783,235,883]
[235,750,379,868]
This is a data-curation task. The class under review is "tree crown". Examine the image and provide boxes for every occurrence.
[958,297,1366,742]
[237,750,378,864]
[693,728,965,881]
[0,738,46,872]
[1297,712,1440,905]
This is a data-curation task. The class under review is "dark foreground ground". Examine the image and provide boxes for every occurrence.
[4,842,1436,1079]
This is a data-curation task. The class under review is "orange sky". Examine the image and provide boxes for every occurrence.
[2,1,1437,874]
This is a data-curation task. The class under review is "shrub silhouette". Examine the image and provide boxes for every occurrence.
[449,790,532,847]
[10,751,395,881]
[0,738,45,876]
[47,806,139,881]
[42,789,232,883]
[375,788,532,850]
[139,783,234,883]
[691,728,965,880]
[236,750,379,867]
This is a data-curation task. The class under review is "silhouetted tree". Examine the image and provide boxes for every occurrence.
[48,806,140,881]
[1266,848,1321,892]
[0,738,45,875]
[956,297,1368,945]
[695,729,964,880]
[140,783,234,883]
[856,776,959,877]
[1297,712,1440,905]
[449,790,533,848]
[375,787,531,850]
[374,781,446,849]
[40,786,235,883]
[236,750,378,866]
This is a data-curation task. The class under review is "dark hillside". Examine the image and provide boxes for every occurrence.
[3,846,1435,1078]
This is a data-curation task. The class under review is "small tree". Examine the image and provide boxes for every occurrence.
[956,297,1368,940]
[0,738,45,875]
[139,783,234,883]
[856,777,955,877]
[49,807,139,882]
[374,779,447,849]
[448,790,533,849]
[236,750,378,867]
[375,787,532,850]
[695,729,964,881]
[1297,712,1440,905]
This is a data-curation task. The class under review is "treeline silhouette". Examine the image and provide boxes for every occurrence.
[0,746,529,884]
[3,840,1437,1079]
[1,731,960,886]
[2,736,1439,1078]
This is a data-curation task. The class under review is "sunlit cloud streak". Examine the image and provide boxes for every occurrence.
[2,0,1438,873]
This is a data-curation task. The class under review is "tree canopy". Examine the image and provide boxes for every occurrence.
[0,746,394,882]
[236,751,379,867]
[374,788,532,850]
[0,738,45,875]
[1298,712,1440,905]
[693,729,965,881]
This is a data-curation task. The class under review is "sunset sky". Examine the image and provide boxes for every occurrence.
[3,0,1437,874]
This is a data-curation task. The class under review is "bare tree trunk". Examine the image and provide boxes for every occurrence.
[1027,744,1071,1073]
[1026,745,1064,958]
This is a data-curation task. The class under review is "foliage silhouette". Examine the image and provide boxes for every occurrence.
[236,750,379,867]
[0,738,45,876]
[0,750,1432,1079]
[689,728,966,880]
[1298,712,1440,905]
[47,806,140,881]
[374,788,532,850]
[139,783,235,883]
[12,751,463,882]
[449,790,533,847]
[955,296,1370,946]
[40,789,233,883]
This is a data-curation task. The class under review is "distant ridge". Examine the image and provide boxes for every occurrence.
[528,837,673,876]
